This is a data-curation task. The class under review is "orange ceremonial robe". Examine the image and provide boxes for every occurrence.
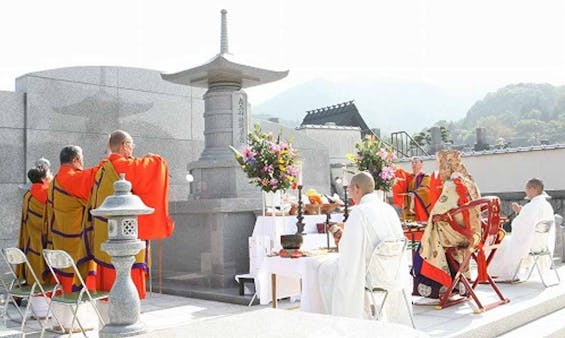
[392,169,409,208]
[393,168,432,222]
[88,153,173,300]
[44,164,100,292]
[17,182,49,285]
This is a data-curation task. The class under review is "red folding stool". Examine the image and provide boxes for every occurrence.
[433,196,510,313]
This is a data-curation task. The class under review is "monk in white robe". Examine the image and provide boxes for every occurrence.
[318,172,412,325]
[489,178,555,281]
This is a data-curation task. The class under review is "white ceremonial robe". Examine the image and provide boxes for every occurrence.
[489,194,555,280]
[318,192,411,324]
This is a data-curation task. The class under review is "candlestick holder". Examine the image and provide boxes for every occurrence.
[343,185,349,222]
[325,212,331,249]
[295,185,305,234]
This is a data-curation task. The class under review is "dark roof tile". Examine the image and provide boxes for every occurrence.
[300,100,370,131]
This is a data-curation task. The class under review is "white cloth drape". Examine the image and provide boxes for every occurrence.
[318,192,411,325]
[489,194,555,280]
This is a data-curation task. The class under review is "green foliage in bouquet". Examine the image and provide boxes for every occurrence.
[230,124,300,193]
[347,135,397,192]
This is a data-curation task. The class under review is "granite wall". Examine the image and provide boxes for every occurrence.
[15,66,206,201]
[296,125,361,165]
[0,66,207,272]
[0,91,25,256]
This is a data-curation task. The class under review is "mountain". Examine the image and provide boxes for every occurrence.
[404,83,565,150]
[251,78,485,134]
[450,83,565,147]
[463,83,563,127]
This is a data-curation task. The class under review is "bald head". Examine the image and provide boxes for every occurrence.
[525,178,544,199]
[108,130,134,157]
[350,172,375,195]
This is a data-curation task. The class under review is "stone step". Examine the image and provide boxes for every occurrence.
[414,266,565,337]
[157,279,257,306]
[496,307,565,338]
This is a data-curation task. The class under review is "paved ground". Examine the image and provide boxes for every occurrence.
[2,265,565,337]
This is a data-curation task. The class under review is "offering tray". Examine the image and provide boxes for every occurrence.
[278,249,307,258]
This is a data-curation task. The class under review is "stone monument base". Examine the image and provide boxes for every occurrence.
[158,197,260,289]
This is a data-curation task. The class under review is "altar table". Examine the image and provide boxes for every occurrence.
[256,253,338,313]
[250,214,343,303]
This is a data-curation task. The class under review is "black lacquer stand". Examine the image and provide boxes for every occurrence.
[325,212,331,249]
[295,185,305,234]
[343,185,349,222]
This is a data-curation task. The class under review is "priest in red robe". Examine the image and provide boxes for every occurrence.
[87,130,174,299]
[392,156,434,222]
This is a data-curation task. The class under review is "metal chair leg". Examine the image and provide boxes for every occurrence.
[537,253,560,288]
[248,293,257,307]
[402,289,416,328]
[377,290,388,321]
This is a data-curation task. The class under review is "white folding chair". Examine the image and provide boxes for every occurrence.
[365,238,415,328]
[43,249,108,337]
[513,219,561,287]
[0,247,53,334]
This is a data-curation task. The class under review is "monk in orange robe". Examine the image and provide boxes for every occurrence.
[87,130,174,300]
[392,156,433,222]
[44,145,103,292]
[17,166,52,285]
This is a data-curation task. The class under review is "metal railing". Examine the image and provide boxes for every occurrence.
[389,131,429,159]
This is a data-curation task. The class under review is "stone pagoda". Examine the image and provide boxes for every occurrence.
[162,9,288,199]
[160,9,288,288]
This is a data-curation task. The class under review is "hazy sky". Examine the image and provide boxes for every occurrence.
[1,0,564,104]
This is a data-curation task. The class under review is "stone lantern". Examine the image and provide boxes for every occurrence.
[90,173,154,337]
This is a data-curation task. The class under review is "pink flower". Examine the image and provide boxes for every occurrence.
[378,148,388,160]
[286,165,298,176]
[242,146,256,161]
[379,166,395,181]
[269,143,281,153]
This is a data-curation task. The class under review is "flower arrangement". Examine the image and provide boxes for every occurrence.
[230,124,300,193]
[347,135,397,191]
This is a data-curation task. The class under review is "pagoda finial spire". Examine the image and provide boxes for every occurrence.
[220,9,229,54]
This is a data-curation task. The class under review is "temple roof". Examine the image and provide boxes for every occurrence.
[300,100,371,132]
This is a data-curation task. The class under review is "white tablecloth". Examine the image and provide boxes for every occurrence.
[253,214,344,251]
[256,253,338,312]
[250,214,343,304]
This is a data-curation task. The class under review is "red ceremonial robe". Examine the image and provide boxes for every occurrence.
[88,153,173,300]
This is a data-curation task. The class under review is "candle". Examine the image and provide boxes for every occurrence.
[297,162,303,185]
